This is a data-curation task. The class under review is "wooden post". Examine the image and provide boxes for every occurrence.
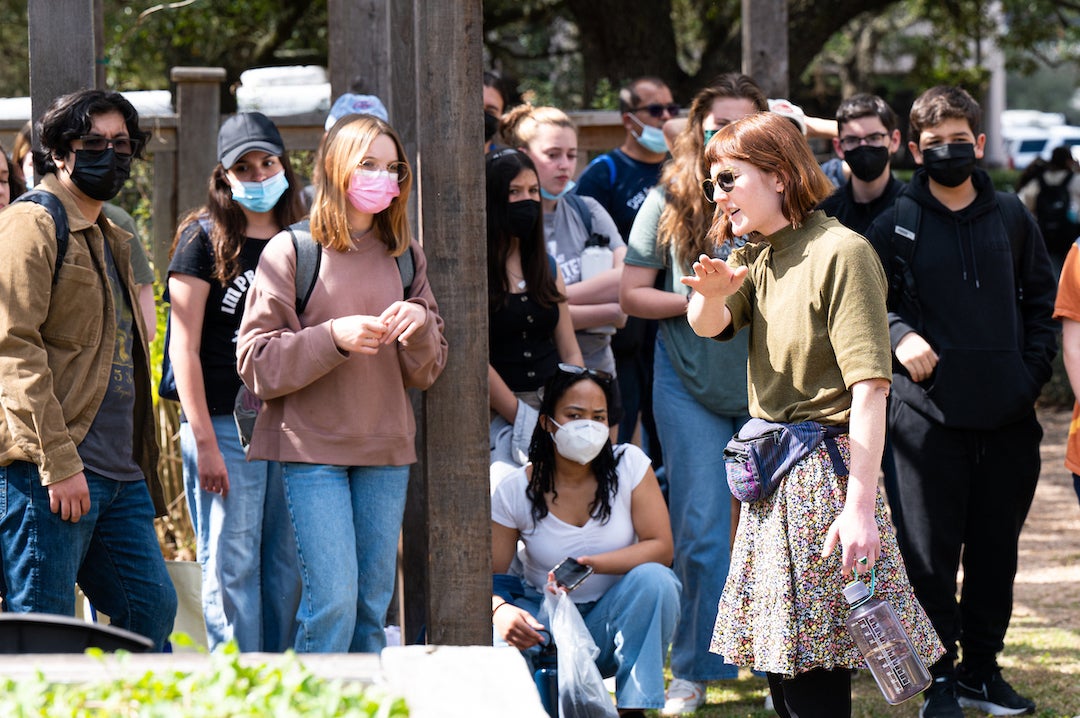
[28,0,95,127]
[328,0,391,103]
[741,0,789,99]
[170,67,226,219]
[93,0,106,89]
[406,0,490,646]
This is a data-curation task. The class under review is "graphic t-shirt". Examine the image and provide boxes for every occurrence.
[168,222,270,415]
[80,238,143,482]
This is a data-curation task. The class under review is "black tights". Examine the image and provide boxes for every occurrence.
[766,668,853,718]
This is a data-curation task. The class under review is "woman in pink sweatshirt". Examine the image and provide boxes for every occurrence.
[237,113,448,653]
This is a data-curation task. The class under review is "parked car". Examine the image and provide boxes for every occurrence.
[1004,124,1080,170]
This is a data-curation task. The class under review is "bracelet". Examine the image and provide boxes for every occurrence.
[492,601,514,618]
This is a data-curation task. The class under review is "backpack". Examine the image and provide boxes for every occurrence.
[159,218,415,400]
[1034,171,1077,254]
[562,192,594,237]
[888,192,1030,329]
[12,189,69,285]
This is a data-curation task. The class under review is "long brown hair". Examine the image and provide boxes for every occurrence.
[170,153,304,285]
[657,74,767,269]
[703,112,834,244]
[310,114,412,255]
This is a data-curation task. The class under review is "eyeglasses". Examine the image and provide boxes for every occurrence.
[630,103,681,119]
[838,132,889,152]
[557,363,613,383]
[701,168,741,203]
[356,158,410,184]
[76,134,142,157]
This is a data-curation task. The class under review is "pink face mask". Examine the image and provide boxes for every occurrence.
[347,170,400,214]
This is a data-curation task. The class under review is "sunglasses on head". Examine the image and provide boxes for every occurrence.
[557,363,613,383]
[701,168,741,203]
[631,103,681,119]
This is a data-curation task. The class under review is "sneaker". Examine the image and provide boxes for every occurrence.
[920,676,963,718]
[660,678,706,716]
[956,669,1036,715]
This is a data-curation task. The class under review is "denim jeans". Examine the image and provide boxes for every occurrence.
[181,416,300,651]
[0,461,177,650]
[652,337,744,682]
[509,563,681,710]
[280,462,409,653]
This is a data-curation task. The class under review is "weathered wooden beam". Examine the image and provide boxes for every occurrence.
[408,0,490,646]
[29,0,95,130]
[328,0,391,103]
[742,0,789,99]
[170,67,226,219]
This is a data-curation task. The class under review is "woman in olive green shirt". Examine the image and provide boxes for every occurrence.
[684,112,941,715]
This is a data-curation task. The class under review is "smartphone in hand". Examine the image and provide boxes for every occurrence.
[552,556,593,592]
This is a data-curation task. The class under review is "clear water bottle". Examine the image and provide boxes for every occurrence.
[579,234,615,335]
[533,633,559,718]
[843,578,932,705]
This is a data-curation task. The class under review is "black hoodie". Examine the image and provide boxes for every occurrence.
[866,167,1057,430]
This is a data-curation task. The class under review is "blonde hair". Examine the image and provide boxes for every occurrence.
[499,104,576,149]
[310,114,412,256]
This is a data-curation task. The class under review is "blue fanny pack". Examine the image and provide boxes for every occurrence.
[723,418,848,503]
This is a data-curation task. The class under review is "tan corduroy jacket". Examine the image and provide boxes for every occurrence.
[0,174,164,515]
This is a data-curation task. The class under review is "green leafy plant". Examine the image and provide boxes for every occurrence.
[0,642,408,717]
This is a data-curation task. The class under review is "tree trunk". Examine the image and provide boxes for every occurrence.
[566,0,681,105]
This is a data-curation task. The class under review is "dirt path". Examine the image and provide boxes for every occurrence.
[1014,406,1080,633]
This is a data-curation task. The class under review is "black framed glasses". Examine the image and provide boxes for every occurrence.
[630,103,680,119]
[838,132,889,152]
[557,363,613,383]
[701,167,741,203]
[77,134,142,157]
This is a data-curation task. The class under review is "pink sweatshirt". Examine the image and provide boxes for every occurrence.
[237,229,447,466]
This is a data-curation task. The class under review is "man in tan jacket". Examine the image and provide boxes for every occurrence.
[0,89,175,649]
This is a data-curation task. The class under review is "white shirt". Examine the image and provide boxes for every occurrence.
[491,443,650,603]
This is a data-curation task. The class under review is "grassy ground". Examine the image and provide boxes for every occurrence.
[640,406,1080,718]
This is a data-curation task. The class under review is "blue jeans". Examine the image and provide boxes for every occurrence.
[181,417,300,651]
[280,462,409,653]
[510,563,681,710]
[0,461,177,650]
[652,337,743,681]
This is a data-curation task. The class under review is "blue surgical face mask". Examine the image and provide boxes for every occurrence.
[704,128,718,146]
[541,179,576,201]
[229,170,289,213]
[629,113,669,154]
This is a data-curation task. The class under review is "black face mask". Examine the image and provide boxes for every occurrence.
[921,142,976,188]
[506,199,540,240]
[69,148,131,201]
[484,111,500,142]
[844,145,890,183]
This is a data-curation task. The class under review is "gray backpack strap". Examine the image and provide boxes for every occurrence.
[396,244,415,298]
[288,219,321,315]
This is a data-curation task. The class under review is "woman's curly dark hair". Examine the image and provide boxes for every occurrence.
[525,369,623,525]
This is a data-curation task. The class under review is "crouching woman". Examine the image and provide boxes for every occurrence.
[490,365,680,715]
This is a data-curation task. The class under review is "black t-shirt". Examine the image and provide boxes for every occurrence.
[817,175,905,236]
[167,222,269,415]
[80,237,143,482]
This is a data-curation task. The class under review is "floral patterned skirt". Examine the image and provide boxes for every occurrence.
[709,435,943,678]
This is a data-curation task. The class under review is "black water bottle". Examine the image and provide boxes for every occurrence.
[533,632,559,718]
